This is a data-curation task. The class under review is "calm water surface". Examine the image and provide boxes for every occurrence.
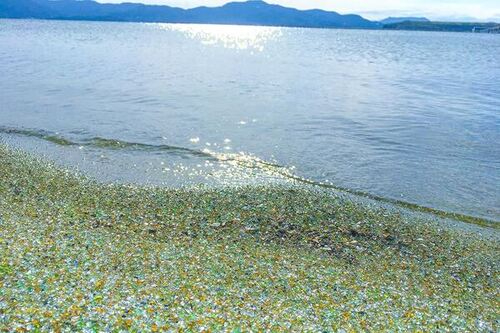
[0,19,499,221]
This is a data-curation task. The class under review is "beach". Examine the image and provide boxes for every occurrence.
[1,144,498,331]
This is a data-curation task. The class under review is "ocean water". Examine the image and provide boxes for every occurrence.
[0,19,499,221]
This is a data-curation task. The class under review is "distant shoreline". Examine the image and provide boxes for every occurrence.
[1,17,499,35]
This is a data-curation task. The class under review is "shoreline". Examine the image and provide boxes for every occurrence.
[0,144,498,331]
[1,126,497,228]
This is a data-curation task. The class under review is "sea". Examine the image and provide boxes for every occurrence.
[0,19,499,221]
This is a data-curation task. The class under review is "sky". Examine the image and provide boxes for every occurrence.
[97,0,500,22]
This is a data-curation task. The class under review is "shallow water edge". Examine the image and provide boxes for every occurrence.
[1,130,498,229]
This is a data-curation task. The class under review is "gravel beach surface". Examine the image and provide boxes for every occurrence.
[0,145,498,332]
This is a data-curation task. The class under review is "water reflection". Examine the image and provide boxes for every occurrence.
[158,23,282,51]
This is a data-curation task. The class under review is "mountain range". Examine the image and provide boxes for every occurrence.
[0,0,379,29]
[2,0,496,33]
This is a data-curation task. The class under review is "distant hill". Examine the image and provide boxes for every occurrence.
[0,0,378,29]
[1,0,497,33]
[380,17,429,25]
[382,21,499,33]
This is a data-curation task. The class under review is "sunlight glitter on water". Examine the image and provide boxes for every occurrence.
[157,23,283,51]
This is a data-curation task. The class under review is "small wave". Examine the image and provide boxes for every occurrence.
[0,126,215,160]
[89,137,214,159]
[0,127,76,146]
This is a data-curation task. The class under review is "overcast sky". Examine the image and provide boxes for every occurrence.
[96,0,500,22]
